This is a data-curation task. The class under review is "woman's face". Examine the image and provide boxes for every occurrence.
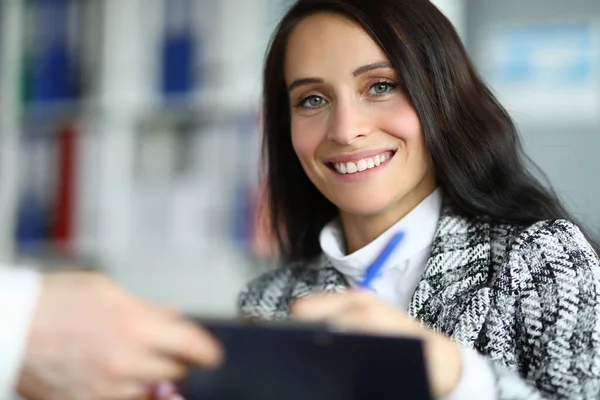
[284,13,436,220]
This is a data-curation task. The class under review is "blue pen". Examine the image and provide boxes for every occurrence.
[358,231,405,289]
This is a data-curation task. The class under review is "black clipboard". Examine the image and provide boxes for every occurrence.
[176,317,432,400]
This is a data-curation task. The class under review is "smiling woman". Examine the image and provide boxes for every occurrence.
[285,13,435,252]
[238,0,600,399]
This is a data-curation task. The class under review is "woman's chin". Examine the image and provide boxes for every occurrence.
[334,199,395,218]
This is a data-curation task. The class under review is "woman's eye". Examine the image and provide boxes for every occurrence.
[299,95,327,108]
[369,82,396,95]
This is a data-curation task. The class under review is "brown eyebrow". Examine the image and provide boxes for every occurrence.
[287,77,324,93]
[352,61,393,77]
[287,61,393,93]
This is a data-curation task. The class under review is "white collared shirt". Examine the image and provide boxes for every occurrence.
[319,188,496,399]
[320,187,443,309]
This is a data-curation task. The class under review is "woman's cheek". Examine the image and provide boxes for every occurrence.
[291,118,327,161]
[377,105,423,143]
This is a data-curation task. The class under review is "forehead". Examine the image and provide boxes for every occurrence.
[284,13,390,82]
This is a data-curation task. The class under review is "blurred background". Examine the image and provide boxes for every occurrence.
[0,0,599,316]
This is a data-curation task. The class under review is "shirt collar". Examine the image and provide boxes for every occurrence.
[319,187,443,280]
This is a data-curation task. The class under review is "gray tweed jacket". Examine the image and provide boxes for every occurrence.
[238,205,600,399]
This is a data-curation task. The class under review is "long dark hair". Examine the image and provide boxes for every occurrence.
[262,0,599,263]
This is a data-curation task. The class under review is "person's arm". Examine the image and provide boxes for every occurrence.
[238,269,499,399]
[441,347,496,400]
[6,270,222,400]
[482,220,600,399]
[0,266,41,400]
[441,220,599,400]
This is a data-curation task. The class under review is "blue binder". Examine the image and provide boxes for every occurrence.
[28,0,77,102]
[160,0,196,97]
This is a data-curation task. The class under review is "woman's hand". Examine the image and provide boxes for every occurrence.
[291,290,463,398]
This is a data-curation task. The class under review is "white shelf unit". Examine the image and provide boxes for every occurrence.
[0,0,291,314]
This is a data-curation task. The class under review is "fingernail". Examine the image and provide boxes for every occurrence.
[156,381,174,398]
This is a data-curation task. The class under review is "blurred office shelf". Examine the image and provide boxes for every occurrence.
[137,103,259,131]
[1,0,281,314]
[20,100,258,135]
[21,100,94,131]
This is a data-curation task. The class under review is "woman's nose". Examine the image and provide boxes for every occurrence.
[326,99,373,145]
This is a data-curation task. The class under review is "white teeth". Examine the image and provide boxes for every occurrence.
[356,159,368,171]
[333,152,393,175]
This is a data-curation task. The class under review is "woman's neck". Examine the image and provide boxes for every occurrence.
[340,179,437,254]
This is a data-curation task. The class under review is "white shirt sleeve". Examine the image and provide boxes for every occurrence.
[442,346,497,400]
[0,266,42,400]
